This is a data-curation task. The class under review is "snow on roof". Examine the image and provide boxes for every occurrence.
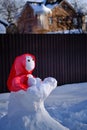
[0,23,6,34]
[23,0,46,5]
[0,19,9,26]
[30,3,52,14]
[25,0,44,2]
[46,3,58,10]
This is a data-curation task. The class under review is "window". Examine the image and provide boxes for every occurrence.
[65,4,68,9]
[63,4,68,10]
[28,13,32,18]
[86,23,87,31]
[85,15,87,23]
[49,17,53,24]
[58,17,63,23]
[36,14,41,26]
[73,18,78,25]
[28,25,32,32]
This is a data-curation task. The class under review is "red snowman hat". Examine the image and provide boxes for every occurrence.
[7,54,35,92]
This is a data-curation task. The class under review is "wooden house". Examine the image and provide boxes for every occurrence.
[16,1,52,33]
[16,0,77,33]
[48,0,77,32]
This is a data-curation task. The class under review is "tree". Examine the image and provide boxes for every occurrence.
[70,0,84,33]
[0,0,24,23]
[71,0,87,14]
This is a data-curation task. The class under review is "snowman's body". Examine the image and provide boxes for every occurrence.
[5,77,68,130]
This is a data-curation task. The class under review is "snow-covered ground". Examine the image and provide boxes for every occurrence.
[0,82,87,130]
[47,29,83,34]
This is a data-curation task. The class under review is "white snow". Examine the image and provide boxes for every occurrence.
[0,18,8,34]
[0,23,6,34]
[30,3,52,14]
[67,0,87,13]
[0,19,9,26]
[0,81,87,130]
[22,0,45,3]
[47,29,83,34]
[46,3,58,10]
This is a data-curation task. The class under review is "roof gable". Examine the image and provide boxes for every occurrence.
[17,0,76,20]
[59,0,76,13]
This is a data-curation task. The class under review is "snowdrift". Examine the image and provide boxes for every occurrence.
[0,77,69,130]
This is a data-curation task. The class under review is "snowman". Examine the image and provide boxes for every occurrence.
[0,54,69,130]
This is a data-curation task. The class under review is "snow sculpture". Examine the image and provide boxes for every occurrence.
[6,77,69,130]
[0,54,69,130]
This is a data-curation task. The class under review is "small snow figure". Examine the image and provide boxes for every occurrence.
[0,54,69,130]
[7,53,36,92]
[6,77,69,130]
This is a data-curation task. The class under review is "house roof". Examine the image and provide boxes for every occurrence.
[46,3,58,9]
[28,2,52,14]
[15,0,75,22]
[0,23,6,34]
[0,19,9,27]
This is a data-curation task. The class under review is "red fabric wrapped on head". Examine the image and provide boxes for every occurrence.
[7,54,35,92]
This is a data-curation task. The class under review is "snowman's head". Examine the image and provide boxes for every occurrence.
[25,55,35,72]
[14,54,35,75]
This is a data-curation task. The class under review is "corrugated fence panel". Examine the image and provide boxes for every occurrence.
[0,34,87,93]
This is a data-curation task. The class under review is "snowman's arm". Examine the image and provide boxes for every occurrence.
[41,77,57,98]
[11,75,28,92]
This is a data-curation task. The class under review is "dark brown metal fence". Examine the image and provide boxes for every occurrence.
[0,34,87,93]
